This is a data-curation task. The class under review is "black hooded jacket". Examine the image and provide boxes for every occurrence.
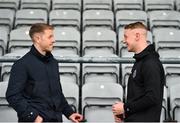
[124,44,165,122]
[6,45,74,122]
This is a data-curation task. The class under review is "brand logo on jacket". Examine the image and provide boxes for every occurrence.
[133,69,136,78]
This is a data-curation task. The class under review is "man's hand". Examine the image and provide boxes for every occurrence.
[69,113,83,123]
[112,101,124,115]
[34,115,43,123]
[114,114,123,123]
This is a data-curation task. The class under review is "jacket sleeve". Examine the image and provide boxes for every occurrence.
[124,60,163,114]
[57,64,75,119]
[61,92,75,119]
[6,61,39,121]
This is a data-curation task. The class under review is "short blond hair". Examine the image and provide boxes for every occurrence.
[29,23,54,39]
[124,22,148,30]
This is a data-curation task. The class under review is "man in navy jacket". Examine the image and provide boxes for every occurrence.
[112,22,165,122]
[6,23,83,122]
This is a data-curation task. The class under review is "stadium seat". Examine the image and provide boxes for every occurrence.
[83,0,112,11]
[0,28,7,55]
[49,10,81,30]
[8,27,32,52]
[0,0,19,10]
[161,86,168,122]
[1,49,28,81]
[114,0,143,12]
[121,63,133,100]
[20,0,51,12]
[82,63,120,84]
[153,28,180,58]
[54,27,80,56]
[148,10,180,31]
[145,0,174,11]
[163,64,180,89]
[61,82,79,111]
[1,63,13,81]
[176,0,180,11]
[61,82,79,122]
[52,0,81,11]
[0,9,15,33]
[58,63,80,85]
[83,10,114,30]
[116,10,147,31]
[82,82,123,122]
[169,83,180,121]
[0,81,18,122]
[82,28,117,56]
[15,9,47,28]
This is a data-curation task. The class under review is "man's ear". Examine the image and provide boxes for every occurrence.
[33,34,40,43]
[135,32,140,41]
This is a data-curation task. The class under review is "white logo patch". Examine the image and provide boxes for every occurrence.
[133,69,136,78]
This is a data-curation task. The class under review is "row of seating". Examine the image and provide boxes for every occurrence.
[1,61,180,90]
[1,0,180,12]
[0,26,180,58]
[1,80,180,122]
[1,8,180,31]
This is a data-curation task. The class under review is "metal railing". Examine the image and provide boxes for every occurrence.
[0,56,180,64]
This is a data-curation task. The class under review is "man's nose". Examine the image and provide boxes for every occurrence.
[122,39,126,44]
[52,37,56,43]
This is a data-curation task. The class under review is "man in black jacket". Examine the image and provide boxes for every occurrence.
[6,23,83,122]
[112,22,165,122]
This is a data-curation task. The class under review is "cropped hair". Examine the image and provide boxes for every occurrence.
[29,23,54,39]
[124,22,148,30]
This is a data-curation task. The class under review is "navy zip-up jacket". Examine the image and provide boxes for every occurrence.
[124,44,165,122]
[6,45,74,122]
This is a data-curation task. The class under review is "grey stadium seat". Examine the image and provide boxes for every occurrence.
[20,0,51,12]
[58,63,80,85]
[0,0,19,10]
[0,81,18,122]
[163,64,180,88]
[82,83,123,122]
[145,0,174,11]
[116,10,147,31]
[148,10,180,30]
[121,63,133,100]
[1,63,13,81]
[82,28,117,56]
[114,0,143,12]
[15,9,47,28]
[61,82,79,122]
[169,83,180,121]
[83,10,114,30]
[0,28,7,56]
[161,86,168,122]
[49,10,81,30]
[0,9,15,33]
[83,0,112,11]
[82,63,120,84]
[176,0,180,11]
[8,27,32,52]
[54,27,80,56]
[153,28,180,58]
[52,0,81,11]
[1,49,28,81]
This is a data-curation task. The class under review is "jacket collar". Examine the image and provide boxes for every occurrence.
[133,44,159,61]
[30,45,53,62]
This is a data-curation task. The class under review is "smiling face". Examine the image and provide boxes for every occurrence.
[123,29,138,52]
